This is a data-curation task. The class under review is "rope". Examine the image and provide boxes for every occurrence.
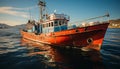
[70,13,110,24]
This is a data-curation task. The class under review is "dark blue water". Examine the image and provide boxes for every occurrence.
[101,28,120,69]
[0,28,120,69]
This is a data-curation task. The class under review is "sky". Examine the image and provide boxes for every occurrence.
[0,0,120,26]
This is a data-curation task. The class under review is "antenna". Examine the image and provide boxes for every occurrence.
[29,8,32,20]
[38,0,46,23]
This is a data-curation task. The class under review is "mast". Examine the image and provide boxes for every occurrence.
[38,0,46,23]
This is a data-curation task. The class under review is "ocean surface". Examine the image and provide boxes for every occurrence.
[0,28,120,69]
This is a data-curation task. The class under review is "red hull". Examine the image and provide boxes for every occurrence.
[21,23,109,51]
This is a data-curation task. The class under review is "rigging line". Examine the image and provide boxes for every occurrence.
[29,8,32,20]
[14,5,38,11]
[70,13,110,24]
[46,6,51,14]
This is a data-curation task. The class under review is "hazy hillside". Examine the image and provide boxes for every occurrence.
[109,19,120,28]
[0,24,26,35]
[0,23,11,29]
[12,24,26,29]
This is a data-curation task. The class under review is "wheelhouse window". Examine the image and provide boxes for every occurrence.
[61,20,64,25]
[43,24,45,28]
[47,23,49,27]
[59,20,62,25]
[49,23,50,27]
[59,20,65,26]
[54,20,58,26]
[64,20,67,25]
[51,22,53,27]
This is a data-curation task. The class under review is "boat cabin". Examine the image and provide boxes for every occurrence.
[42,13,70,33]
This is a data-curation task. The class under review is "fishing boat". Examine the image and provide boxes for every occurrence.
[21,0,109,52]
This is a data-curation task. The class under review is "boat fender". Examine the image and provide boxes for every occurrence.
[87,38,93,44]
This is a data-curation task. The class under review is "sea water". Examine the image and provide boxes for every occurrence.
[0,28,120,69]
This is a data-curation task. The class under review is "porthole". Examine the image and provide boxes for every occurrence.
[87,38,93,44]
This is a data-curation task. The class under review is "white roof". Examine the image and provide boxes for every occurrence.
[48,13,70,20]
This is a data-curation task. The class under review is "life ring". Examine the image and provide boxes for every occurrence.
[87,38,93,44]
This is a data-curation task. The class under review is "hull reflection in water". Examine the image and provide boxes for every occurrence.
[21,38,105,69]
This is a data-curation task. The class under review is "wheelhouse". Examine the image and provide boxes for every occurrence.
[42,13,70,33]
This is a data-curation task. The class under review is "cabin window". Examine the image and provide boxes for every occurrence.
[51,22,53,27]
[54,21,58,26]
[59,20,62,25]
[49,23,50,27]
[43,24,47,28]
[46,23,49,27]
[44,24,47,28]
[44,24,46,28]
[64,20,67,25]
[62,20,64,25]
[61,20,64,25]
[47,23,49,27]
